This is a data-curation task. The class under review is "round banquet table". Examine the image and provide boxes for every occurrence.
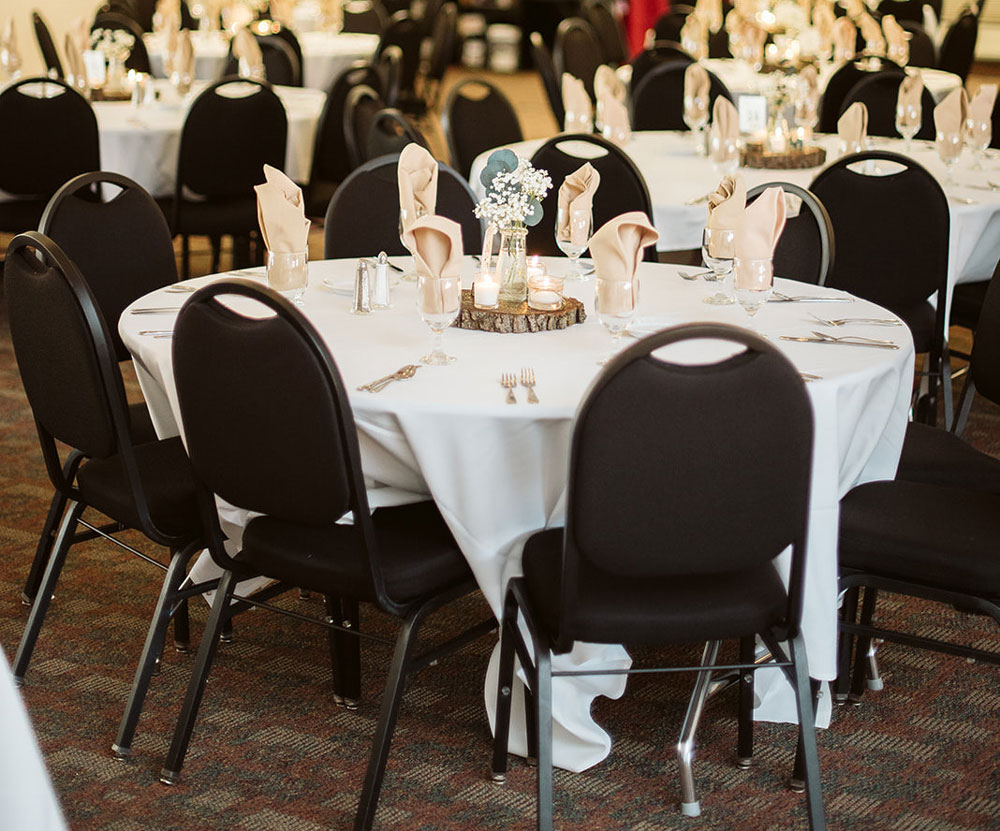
[143,30,380,92]
[120,257,914,772]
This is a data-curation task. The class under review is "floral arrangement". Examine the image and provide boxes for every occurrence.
[475,149,552,229]
[90,28,135,62]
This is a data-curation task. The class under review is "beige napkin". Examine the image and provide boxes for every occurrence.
[882,15,906,57]
[838,101,868,149]
[172,29,195,93]
[155,0,179,31]
[801,64,818,95]
[934,87,968,157]
[594,65,626,103]
[684,62,710,125]
[969,83,998,124]
[813,2,835,54]
[858,13,885,56]
[707,173,746,231]
[255,165,310,253]
[63,34,89,94]
[591,212,659,315]
[69,16,90,56]
[405,216,464,316]
[694,0,723,33]
[558,163,601,247]
[735,186,786,260]
[600,94,631,146]
[269,0,294,25]
[562,73,592,131]
[1,17,19,71]
[398,143,438,225]
[233,27,264,77]
[897,73,923,116]
[710,96,739,162]
[833,17,856,61]
[680,13,708,60]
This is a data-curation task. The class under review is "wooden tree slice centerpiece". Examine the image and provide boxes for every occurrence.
[742,142,826,170]
[454,290,587,334]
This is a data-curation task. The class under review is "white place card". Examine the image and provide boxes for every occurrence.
[82,50,106,86]
[738,94,767,134]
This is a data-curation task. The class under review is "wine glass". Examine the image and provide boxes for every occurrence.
[966,116,992,170]
[398,205,426,281]
[416,273,461,365]
[793,86,819,144]
[683,93,709,156]
[701,228,736,305]
[935,130,963,186]
[709,131,740,176]
[733,257,773,329]
[895,101,921,154]
[266,250,308,305]
[594,277,636,364]
[555,206,593,280]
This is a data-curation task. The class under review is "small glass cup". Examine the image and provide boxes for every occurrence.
[417,274,461,365]
[701,227,736,305]
[733,257,773,328]
[793,90,818,143]
[266,250,308,305]
[683,94,709,156]
[936,130,963,185]
[595,277,636,364]
[895,102,921,154]
[710,132,740,176]
[527,274,564,311]
[839,138,864,157]
[966,117,992,170]
[555,206,593,280]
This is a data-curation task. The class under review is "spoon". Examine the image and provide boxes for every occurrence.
[358,364,420,392]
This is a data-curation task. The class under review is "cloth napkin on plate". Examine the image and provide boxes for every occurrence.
[858,13,885,56]
[63,34,89,94]
[706,173,746,232]
[233,27,264,78]
[558,163,601,247]
[404,215,464,316]
[562,73,593,132]
[398,143,438,227]
[255,164,310,253]
[600,94,631,147]
[838,101,868,149]
[709,96,739,161]
[735,185,786,261]
[833,17,856,61]
[969,84,998,124]
[591,212,659,315]
[680,13,708,60]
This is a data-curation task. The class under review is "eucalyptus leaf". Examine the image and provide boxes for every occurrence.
[524,198,544,227]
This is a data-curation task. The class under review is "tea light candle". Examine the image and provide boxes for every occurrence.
[473,275,499,308]
[526,255,545,280]
[527,274,564,311]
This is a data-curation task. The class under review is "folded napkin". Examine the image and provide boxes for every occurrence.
[155,0,179,31]
[172,29,195,93]
[707,173,746,232]
[681,13,708,60]
[709,96,739,162]
[882,14,907,62]
[398,143,438,227]
[735,186,786,261]
[69,16,90,56]
[562,73,593,132]
[600,94,631,146]
[591,212,659,315]
[558,163,601,247]
[1,17,20,74]
[406,215,464,316]
[838,101,868,149]
[897,72,923,117]
[969,83,998,124]
[694,0,723,33]
[269,0,294,25]
[934,86,968,137]
[858,13,885,56]
[594,65,626,103]
[813,2,835,54]
[833,17,856,61]
[845,0,865,19]
[63,33,89,94]
[233,27,264,78]
[255,164,310,253]
[684,63,710,125]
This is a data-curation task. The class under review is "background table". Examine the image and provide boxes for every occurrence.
[120,257,914,772]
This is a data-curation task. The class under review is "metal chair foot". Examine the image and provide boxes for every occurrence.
[174,642,191,655]
[111,744,130,761]
[735,756,752,769]
[159,769,180,785]
[490,771,506,784]
[788,777,805,793]
[680,800,701,817]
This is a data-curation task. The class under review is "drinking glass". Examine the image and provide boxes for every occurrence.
[398,205,426,281]
[895,101,921,154]
[266,250,308,305]
[793,88,818,144]
[733,257,773,328]
[966,116,992,170]
[683,94,709,155]
[709,132,740,176]
[416,274,461,365]
[555,206,593,280]
[701,227,736,305]
[935,130,963,185]
[595,278,636,364]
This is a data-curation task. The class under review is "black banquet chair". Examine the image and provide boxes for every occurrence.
[32,11,64,78]
[747,182,835,287]
[491,323,824,831]
[323,154,483,259]
[341,0,387,34]
[937,9,978,83]
[819,62,904,134]
[344,83,385,171]
[159,278,495,831]
[221,30,302,86]
[628,41,694,92]
[0,78,99,237]
[631,59,733,131]
[374,12,423,109]
[898,20,937,69]
[530,31,565,127]
[5,231,211,761]
[442,78,524,180]
[553,17,603,100]
[528,133,655,258]
[581,0,629,65]
[365,107,428,162]
[172,78,287,277]
[840,72,936,141]
[91,11,153,74]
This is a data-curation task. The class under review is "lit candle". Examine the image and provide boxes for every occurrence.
[526,255,545,280]
[473,276,499,308]
[527,274,564,311]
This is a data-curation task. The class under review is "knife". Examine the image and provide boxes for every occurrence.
[779,336,899,350]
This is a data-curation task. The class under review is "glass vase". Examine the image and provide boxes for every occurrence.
[497,223,528,304]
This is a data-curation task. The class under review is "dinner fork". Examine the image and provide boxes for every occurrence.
[501,373,517,404]
[520,367,539,404]
[808,312,901,327]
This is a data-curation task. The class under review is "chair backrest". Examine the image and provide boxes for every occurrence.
[938,10,978,82]
[898,20,937,68]
[91,11,152,73]
[376,12,423,96]
[176,79,287,202]
[222,32,302,86]
[171,280,390,601]
[554,18,603,100]
[39,172,177,362]
[582,0,629,65]
[32,12,64,78]
[528,133,655,259]
[652,5,694,41]
[841,72,936,141]
[818,61,904,133]
[968,258,1000,407]
[344,84,385,170]
[746,182,835,287]
[0,79,100,199]
[877,0,925,23]
[555,323,813,649]
[267,21,305,79]
[809,150,948,314]
[708,26,729,58]
[365,107,427,162]
[373,44,402,107]
[631,59,733,131]
[323,154,483,258]
[342,0,388,34]
[530,31,565,126]
[442,78,524,179]
[628,41,693,91]
[424,3,457,86]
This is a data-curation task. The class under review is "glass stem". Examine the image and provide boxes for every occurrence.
[431,326,444,360]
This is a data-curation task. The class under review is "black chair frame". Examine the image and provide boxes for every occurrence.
[442,78,523,180]
[530,31,565,127]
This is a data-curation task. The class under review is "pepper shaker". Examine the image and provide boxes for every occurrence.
[351,258,373,314]
[372,251,391,309]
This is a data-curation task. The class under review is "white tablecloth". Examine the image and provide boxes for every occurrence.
[93,81,324,198]
[120,257,913,772]
[143,30,380,92]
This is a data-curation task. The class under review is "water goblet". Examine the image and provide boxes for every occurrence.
[555,206,593,280]
[793,89,818,143]
[266,250,308,305]
[595,277,636,364]
[701,227,736,305]
[709,132,740,176]
[398,205,426,281]
[966,117,991,170]
[733,256,773,330]
[683,94,709,155]
[935,130,963,186]
[895,102,921,154]
[416,273,461,365]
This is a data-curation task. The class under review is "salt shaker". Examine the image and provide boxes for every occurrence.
[351,258,372,315]
[372,251,391,309]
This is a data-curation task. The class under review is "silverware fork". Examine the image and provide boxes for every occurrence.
[521,367,539,403]
[501,372,517,404]
[809,312,901,327]
[811,330,896,346]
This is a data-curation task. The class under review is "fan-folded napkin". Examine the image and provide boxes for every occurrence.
[398,142,438,226]
[694,0,723,33]
[255,164,310,253]
[709,96,739,161]
[64,34,89,93]
[707,173,746,232]
[558,163,601,246]
[934,86,968,138]
[897,73,923,114]
[882,15,906,55]
[594,65,626,103]
[858,13,885,55]
[1,18,19,67]
[735,186,786,260]
[600,94,631,146]
[969,83,998,124]
[233,27,264,77]
[833,17,856,60]
[838,101,868,148]
[591,212,658,315]
[680,13,708,60]
[562,73,592,130]
[405,216,464,316]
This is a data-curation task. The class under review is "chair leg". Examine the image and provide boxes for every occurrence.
[787,634,826,831]
[12,501,84,685]
[324,595,361,709]
[835,587,860,704]
[181,235,190,279]
[173,597,191,654]
[736,636,755,767]
[677,640,721,818]
[864,639,884,692]
[491,591,520,783]
[941,347,954,431]
[533,646,554,831]
[160,570,237,785]
[524,682,538,765]
[113,544,199,759]
[209,235,222,274]
[850,588,878,703]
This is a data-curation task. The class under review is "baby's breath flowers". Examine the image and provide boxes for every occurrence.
[90,28,136,63]
[475,149,552,228]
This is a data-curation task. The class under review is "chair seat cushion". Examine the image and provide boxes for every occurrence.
[521,528,789,647]
[238,501,472,605]
[839,480,1000,597]
[76,437,201,538]
[896,422,1000,492]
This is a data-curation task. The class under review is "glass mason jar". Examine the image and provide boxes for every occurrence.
[497,223,528,304]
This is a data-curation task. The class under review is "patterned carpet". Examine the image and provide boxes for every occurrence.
[1,278,998,831]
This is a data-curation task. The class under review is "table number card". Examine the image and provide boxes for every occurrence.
[738,94,767,134]
[83,50,106,86]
